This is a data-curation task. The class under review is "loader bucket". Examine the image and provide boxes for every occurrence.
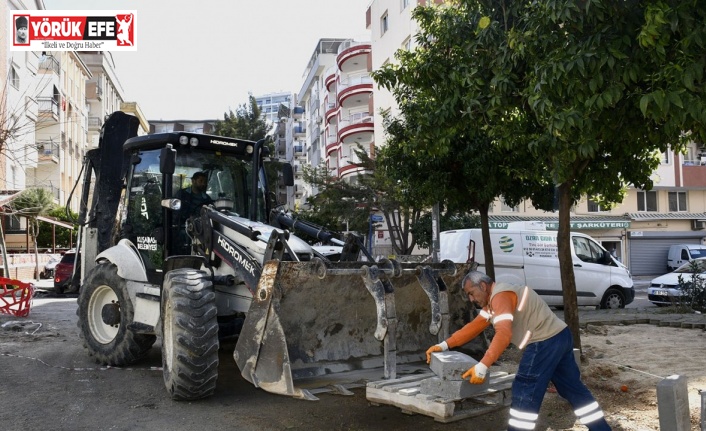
[234,258,474,400]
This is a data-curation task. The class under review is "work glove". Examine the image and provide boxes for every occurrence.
[425,341,448,364]
[462,362,488,384]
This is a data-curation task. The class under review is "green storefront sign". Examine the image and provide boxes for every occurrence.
[488,221,631,230]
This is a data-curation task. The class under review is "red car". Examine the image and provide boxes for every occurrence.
[53,251,77,294]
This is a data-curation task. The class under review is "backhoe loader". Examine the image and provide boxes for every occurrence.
[74,111,473,401]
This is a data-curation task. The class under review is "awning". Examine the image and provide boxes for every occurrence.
[627,212,706,221]
[37,215,74,230]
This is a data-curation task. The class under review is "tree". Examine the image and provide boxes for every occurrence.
[372,2,553,279]
[37,207,78,250]
[498,0,706,348]
[214,95,270,141]
[376,0,706,351]
[11,188,56,278]
[299,147,425,255]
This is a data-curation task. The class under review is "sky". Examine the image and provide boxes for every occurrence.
[42,0,372,120]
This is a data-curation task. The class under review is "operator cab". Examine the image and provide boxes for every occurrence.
[120,133,271,282]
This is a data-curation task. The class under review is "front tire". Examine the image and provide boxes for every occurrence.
[162,269,219,400]
[600,287,626,309]
[76,263,156,365]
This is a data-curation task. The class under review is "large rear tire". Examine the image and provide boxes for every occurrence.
[161,269,219,400]
[76,263,156,365]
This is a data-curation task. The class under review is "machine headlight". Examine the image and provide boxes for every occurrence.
[179,136,189,146]
[189,137,199,147]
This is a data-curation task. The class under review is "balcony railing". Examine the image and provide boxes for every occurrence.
[37,141,59,160]
[39,55,60,75]
[37,97,59,116]
[337,38,371,56]
[338,75,373,93]
[88,116,102,129]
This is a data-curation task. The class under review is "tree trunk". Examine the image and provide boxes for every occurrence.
[558,183,582,352]
[479,204,495,280]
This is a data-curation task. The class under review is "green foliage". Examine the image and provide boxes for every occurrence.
[214,95,269,141]
[214,95,284,210]
[301,163,373,235]
[37,207,77,249]
[676,261,706,312]
[411,212,481,249]
[11,188,56,277]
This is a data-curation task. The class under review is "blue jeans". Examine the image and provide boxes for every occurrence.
[508,327,611,430]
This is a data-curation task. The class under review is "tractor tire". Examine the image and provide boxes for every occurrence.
[161,269,219,401]
[76,263,156,365]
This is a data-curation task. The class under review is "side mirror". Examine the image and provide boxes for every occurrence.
[160,144,176,174]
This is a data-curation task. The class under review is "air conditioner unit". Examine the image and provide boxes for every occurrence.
[692,220,706,230]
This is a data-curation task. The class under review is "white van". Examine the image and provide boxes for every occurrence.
[440,223,634,309]
[666,244,706,271]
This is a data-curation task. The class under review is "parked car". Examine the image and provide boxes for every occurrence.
[40,256,60,279]
[667,244,706,271]
[53,251,77,294]
[648,257,706,306]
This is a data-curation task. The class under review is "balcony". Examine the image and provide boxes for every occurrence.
[293,106,305,119]
[294,185,303,197]
[337,39,371,74]
[37,97,60,120]
[293,124,306,137]
[339,157,367,180]
[37,141,59,163]
[337,75,373,109]
[88,116,102,131]
[325,102,338,125]
[39,55,60,75]
[325,65,338,91]
[276,138,287,155]
[338,113,374,144]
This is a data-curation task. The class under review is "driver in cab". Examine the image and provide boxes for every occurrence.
[177,171,213,218]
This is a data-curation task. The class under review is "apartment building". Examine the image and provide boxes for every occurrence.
[365,0,706,274]
[149,119,216,135]
[1,3,151,258]
[82,52,149,147]
[254,92,292,126]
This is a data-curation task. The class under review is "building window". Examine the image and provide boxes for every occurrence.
[401,0,410,10]
[2,215,22,233]
[587,198,602,212]
[10,66,19,89]
[668,191,687,212]
[501,198,518,213]
[637,190,657,212]
[402,36,412,51]
[381,12,389,36]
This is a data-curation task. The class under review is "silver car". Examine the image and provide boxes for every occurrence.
[648,257,706,306]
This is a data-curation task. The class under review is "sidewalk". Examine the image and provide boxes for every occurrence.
[573,306,706,330]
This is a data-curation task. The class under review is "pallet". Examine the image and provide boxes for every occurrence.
[366,371,514,423]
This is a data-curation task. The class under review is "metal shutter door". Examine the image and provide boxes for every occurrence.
[629,237,700,276]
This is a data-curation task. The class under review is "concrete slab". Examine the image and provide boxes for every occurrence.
[429,351,478,381]
[420,376,490,399]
